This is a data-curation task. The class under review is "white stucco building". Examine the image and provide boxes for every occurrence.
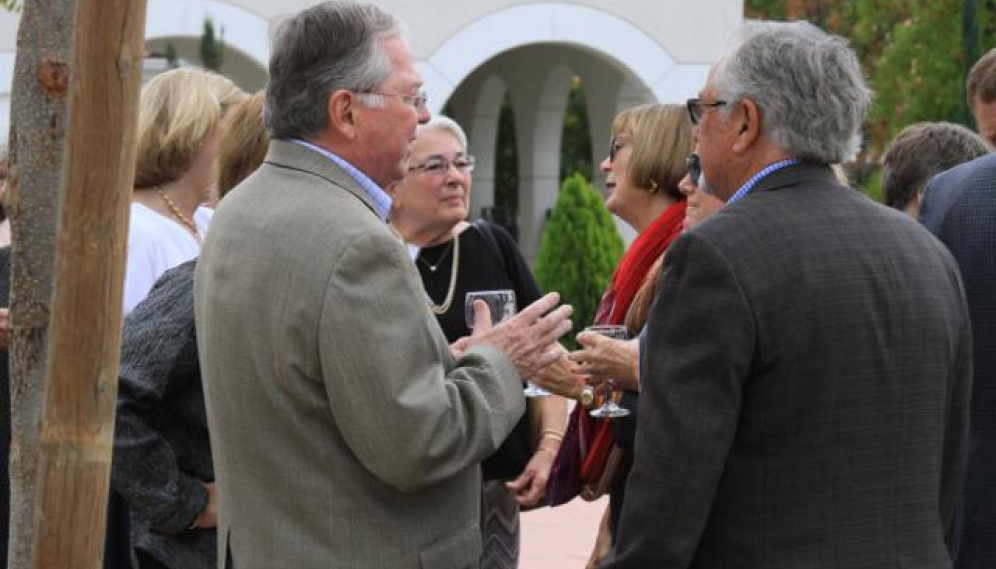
[0,0,742,256]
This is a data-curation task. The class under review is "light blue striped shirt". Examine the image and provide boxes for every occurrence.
[291,139,393,222]
[727,159,799,204]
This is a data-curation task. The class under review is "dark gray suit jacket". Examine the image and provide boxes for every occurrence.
[921,153,996,569]
[112,260,213,569]
[605,163,972,568]
[194,140,525,568]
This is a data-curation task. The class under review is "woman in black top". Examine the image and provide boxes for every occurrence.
[388,116,568,569]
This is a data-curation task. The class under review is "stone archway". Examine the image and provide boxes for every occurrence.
[144,0,269,89]
[420,3,710,258]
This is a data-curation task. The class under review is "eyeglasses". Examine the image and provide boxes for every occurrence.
[608,136,624,163]
[685,153,702,185]
[356,90,429,114]
[686,98,728,125]
[408,155,476,176]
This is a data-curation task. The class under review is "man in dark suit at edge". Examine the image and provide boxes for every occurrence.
[602,21,972,569]
[920,152,996,569]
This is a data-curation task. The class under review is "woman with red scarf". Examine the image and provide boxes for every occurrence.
[534,103,692,568]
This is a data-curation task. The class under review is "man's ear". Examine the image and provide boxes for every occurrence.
[328,90,358,139]
[731,99,761,153]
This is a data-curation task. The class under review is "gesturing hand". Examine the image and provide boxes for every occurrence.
[464,292,573,379]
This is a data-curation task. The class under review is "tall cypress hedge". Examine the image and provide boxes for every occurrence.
[534,173,623,348]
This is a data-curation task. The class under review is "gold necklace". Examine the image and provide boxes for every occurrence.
[425,234,459,315]
[156,187,201,239]
[417,238,455,272]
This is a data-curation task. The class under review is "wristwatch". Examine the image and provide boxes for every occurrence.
[579,385,595,408]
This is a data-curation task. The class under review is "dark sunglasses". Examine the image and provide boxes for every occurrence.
[685,153,701,185]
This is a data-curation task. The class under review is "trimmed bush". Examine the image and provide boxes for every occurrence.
[534,173,623,348]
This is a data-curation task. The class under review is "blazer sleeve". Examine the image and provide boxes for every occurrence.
[318,230,526,492]
[111,263,208,536]
[604,231,754,568]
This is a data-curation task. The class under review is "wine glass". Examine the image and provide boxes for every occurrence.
[584,325,630,418]
[464,290,550,398]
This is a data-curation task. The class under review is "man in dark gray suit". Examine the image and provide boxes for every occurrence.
[921,153,996,569]
[194,2,572,568]
[603,21,972,568]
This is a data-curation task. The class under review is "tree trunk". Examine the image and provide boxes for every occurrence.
[7,0,147,566]
[7,0,76,564]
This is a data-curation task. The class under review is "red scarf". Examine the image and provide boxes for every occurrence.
[595,200,687,326]
[547,200,689,506]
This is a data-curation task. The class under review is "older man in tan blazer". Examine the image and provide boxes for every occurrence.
[193,3,572,568]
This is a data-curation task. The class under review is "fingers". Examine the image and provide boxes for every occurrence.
[505,474,528,492]
[575,330,598,349]
[449,337,470,360]
[505,472,543,506]
[471,299,494,332]
[516,292,561,323]
[516,483,544,506]
[533,306,574,348]
[534,345,568,370]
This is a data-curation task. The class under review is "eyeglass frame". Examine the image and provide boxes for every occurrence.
[608,136,624,163]
[685,153,702,185]
[355,89,429,114]
[408,155,476,176]
[686,98,728,125]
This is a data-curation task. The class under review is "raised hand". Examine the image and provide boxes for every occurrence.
[464,292,573,379]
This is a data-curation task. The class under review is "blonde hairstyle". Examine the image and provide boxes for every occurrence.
[217,91,269,199]
[133,68,228,188]
[613,104,692,200]
[205,72,249,117]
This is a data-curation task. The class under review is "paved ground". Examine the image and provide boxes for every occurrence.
[519,496,607,568]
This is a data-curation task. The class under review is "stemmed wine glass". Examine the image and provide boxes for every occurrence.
[584,325,630,418]
[465,290,550,398]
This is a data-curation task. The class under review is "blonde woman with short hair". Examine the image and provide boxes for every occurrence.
[124,68,244,313]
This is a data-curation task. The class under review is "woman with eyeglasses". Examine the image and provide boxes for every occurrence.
[386,115,568,569]
[568,153,724,384]
[525,104,691,568]
[569,150,723,568]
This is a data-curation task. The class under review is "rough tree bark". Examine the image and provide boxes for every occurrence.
[7,0,147,566]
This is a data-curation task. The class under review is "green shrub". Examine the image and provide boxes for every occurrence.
[861,166,883,203]
[534,173,624,349]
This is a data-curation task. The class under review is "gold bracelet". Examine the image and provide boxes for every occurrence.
[539,428,565,441]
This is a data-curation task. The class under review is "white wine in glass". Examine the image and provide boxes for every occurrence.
[584,325,630,417]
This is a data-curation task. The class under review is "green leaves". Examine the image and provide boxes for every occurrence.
[745,0,996,197]
[534,174,623,349]
[199,17,225,71]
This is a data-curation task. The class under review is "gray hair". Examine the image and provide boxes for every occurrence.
[712,21,872,163]
[265,1,405,139]
[416,115,468,150]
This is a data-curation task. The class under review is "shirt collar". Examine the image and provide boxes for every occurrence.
[291,139,393,222]
[727,159,799,204]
